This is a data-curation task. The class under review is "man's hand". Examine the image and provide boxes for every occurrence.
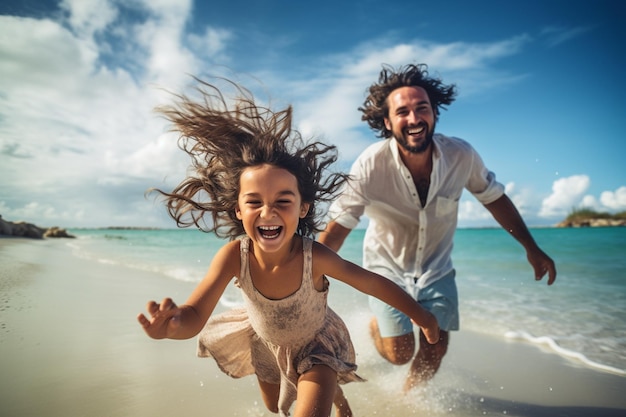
[527,248,557,286]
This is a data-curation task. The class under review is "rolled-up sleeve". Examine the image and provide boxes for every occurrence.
[466,148,505,204]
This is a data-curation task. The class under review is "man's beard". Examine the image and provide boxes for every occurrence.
[395,123,435,154]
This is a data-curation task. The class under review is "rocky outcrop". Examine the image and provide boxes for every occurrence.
[556,218,626,228]
[0,216,75,239]
[43,226,76,238]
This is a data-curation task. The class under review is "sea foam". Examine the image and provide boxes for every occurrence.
[505,330,626,376]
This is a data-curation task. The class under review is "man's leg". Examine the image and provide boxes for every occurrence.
[403,270,457,390]
[369,317,415,364]
[333,385,353,417]
[404,329,449,392]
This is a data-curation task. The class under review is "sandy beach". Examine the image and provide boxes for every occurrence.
[1,237,625,417]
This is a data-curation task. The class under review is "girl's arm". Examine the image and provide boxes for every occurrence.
[137,240,240,340]
[312,242,440,344]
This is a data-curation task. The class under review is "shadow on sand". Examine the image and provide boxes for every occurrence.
[463,394,625,417]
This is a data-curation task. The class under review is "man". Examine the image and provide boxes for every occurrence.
[318,64,556,391]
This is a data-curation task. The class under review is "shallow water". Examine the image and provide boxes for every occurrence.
[65,226,626,374]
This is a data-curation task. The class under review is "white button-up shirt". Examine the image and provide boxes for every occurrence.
[328,134,504,296]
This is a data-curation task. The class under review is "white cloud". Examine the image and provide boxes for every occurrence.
[599,186,626,211]
[540,179,626,218]
[541,25,591,48]
[343,35,530,76]
[539,175,591,218]
[579,195,602,211]
[291,35,533,163]
[0,4,544,228]
[3,3,610,229]
[0,16,95,85]
[458,199,491,224]
[130,1,197,89]
[60,0,118,38]
[456,182,547,227]
[104,132,189,182]
[0,3,205,227]
[503,182,541,219]
[188,26,233,58]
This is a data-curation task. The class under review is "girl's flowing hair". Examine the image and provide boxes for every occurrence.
[152,78,349,239]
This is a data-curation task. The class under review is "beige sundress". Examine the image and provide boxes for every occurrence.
[197,236,363,416]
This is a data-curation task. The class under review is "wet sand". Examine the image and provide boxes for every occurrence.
[1,237,625,416]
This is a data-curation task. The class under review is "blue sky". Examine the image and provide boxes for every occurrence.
[1,0,624,229]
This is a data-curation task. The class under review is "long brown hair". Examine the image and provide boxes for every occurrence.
[152,78,349,239]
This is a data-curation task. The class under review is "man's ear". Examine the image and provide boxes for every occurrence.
[384,117,392,131]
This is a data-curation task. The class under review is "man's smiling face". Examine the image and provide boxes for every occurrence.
[384,86,436,154]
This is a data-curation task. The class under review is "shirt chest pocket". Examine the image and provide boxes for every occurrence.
[435,196,458,218]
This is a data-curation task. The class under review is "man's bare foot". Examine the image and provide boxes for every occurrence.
[403,330,449,392]
[403,369,422,393]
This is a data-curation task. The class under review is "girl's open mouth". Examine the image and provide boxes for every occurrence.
[258,225,282,239]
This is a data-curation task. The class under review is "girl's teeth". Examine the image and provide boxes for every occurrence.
[259,226,281,238]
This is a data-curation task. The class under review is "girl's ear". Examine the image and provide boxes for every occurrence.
[235,205,243,220]
[300,202,311,218]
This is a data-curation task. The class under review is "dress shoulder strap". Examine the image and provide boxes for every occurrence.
[302,236,314,287]
[239,237,250,273]
[302,236,312,255]
[233,237,250,289]
[240,236,250,252]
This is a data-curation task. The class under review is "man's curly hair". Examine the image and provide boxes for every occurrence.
[359,64,457,138]
[152,78,349,239]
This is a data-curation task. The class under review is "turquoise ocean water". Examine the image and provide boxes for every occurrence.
[65,226,626,375]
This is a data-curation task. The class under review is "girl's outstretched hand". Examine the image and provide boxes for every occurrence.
[137,297,182,339]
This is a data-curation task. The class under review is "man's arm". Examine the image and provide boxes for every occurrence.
[318,221,352,252]
[484,194,557,285]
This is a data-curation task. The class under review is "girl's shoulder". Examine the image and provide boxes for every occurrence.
[211,239,243,269]
[310,240,342,270]
[219,238,242,252]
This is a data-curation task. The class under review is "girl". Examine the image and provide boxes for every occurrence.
[137,79,440,417]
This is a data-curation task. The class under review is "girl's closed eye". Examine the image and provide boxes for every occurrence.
[245,199,262,207]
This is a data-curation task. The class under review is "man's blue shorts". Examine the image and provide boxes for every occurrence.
[368,269,459,337]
